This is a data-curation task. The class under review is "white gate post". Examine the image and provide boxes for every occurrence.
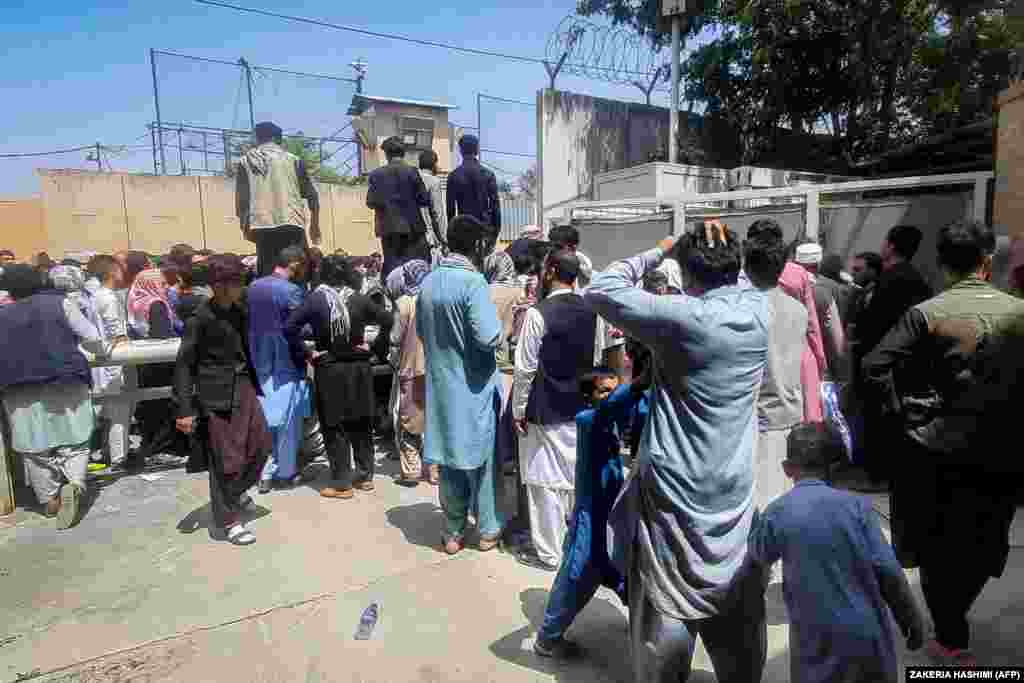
[805,190,821,240]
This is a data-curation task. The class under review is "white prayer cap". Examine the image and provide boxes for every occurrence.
[795,243,823,265]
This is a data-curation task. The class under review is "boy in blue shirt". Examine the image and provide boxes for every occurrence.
[750,423,925,683]
[534,365,649,658]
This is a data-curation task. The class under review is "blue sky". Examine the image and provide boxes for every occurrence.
[0,1,701,196]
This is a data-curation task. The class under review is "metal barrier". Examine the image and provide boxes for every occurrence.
[1,340,391,516]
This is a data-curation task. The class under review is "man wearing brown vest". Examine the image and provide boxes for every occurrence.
[236,122,321,278]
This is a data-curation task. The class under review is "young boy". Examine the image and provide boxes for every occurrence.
[87,254,130,467]
[749,423,925,683]
[534,365,649,659]
[174,254,271,545]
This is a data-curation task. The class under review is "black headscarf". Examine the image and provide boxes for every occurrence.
[0,264,49,300]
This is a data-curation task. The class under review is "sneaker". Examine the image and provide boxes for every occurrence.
[516,550,558,572]
[534,636,583,659]
[443,537,464,556]
[258,480,272,495]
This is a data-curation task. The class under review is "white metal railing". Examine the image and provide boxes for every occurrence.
[1,339,393,515]
[563,171,993,239]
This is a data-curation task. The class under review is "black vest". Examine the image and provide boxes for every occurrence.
[0,291,92,391]
[525,292,597,425]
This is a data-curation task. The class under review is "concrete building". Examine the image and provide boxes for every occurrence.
[348,94,458,175]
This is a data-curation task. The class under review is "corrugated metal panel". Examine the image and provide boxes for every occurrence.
[437,183,536,242]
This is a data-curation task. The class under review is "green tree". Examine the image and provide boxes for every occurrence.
[578,0,1022,165]
[282,136,349,183]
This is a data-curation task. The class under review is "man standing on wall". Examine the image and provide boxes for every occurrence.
[446,135,501,234]
[236,122,321,278]
[366,137,437,280]
[418,150,448,265]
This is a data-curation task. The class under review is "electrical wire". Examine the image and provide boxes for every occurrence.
[480,148,535,158]
[153,49,358,84]
[0,145,95,159]
[193,0,662,78]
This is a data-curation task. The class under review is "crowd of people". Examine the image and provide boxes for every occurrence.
[2,125,1023,681]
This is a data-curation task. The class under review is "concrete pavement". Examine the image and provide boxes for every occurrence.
[1,448,1022,683]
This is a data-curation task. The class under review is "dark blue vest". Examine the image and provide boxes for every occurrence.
[0,291,92,391]
[525,292,597,425]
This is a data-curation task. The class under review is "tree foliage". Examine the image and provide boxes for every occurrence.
[577,0,1023,165]
[283,135,352,184]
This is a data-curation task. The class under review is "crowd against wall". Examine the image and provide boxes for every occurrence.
[2,124,1024,680]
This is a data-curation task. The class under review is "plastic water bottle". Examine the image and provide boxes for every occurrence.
[354,603,379,640]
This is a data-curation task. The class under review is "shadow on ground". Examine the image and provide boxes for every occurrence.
[176,502,270,540]
[490,587,792,682]
[385,502,446,552]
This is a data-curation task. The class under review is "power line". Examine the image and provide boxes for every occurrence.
[0,144,94,159]
[479,94,536,107]
[480,148,535,158]
[153,49,358,84]
[193,0,661,78]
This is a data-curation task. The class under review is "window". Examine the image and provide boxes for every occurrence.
[398,116,435,151]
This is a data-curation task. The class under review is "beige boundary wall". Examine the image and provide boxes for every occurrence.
[0,198,47,260]
[33,169,379,258]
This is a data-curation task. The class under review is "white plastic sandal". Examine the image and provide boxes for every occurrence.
[226,524,256,546]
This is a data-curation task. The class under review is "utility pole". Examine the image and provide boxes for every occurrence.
[351,58,367,94]
[239,57,255,130]
[477,93,482,162]
[669,15,681,164]
[94,143,103,172]
[150,49,166,174]
[150,125,158,175]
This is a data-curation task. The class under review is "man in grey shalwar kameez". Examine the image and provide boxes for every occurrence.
[586,226,771,683]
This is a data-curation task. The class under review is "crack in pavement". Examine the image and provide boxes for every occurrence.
[12,553,458,682]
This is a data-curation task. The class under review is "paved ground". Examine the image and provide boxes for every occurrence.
[1,447,1022,683]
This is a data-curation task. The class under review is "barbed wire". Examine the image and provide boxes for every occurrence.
[546,15,671,93]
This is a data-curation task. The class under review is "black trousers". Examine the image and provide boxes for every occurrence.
[323,417,374,489]
[381,232,429,281]
[255,225,307,278]
[920,563,990,650]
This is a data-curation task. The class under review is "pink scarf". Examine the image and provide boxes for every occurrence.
[778,262,826,423]
[127,268,174,337]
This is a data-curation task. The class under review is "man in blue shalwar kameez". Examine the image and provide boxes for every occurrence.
[750,423,924,683]
[534,366,649,658]
[417,215,504,555]
[586,226,770,683]
[248,245,311,493]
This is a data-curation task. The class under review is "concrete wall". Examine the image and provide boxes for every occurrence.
[538,89,674,223]
[35,170,377,258]
[355,101,452,175]
[537,88,850,226]
[0,198,47,260]
[995,83,1024,239]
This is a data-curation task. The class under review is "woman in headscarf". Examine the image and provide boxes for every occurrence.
[385,259,435,485]
[50,264,100,334]
[778,252,827,423]
[0,264,113,528]
[285,255,393,499]
[127,268,179,340]
[126,268,182,470]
